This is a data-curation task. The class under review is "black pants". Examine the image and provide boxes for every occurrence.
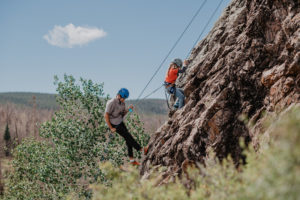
[112,122,141,157]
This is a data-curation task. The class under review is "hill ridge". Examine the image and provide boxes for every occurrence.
[0,92,168,115]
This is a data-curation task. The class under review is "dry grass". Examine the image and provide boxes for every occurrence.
[0,158,11,195]
[0,103,54,157]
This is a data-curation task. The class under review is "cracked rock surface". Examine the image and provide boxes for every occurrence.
[141,0,300,178]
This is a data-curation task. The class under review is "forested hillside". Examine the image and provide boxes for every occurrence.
[0,92,58,110]
[0,92,168,115]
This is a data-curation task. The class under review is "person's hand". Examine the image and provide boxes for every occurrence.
[184,60,189,66]
[110,127,116,133]
[128,105,134,112]
[128,104,134,110]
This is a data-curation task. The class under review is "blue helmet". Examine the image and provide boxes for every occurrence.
[118,88,129,99]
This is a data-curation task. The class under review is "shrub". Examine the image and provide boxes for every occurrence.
[3,75,150,199]
[91,106,300,200]
[4,139,69,200]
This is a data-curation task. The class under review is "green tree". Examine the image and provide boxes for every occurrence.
[4,75,150,199]
[4,123,10,141]
[4,123,11,156]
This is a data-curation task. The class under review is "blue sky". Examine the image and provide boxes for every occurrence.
[0,0,231,99]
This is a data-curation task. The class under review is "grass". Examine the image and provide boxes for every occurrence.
[0,157,12,191]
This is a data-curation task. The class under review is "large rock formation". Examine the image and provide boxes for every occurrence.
[141,0,300,177]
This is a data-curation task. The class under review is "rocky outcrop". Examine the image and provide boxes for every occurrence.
[141,0,300,178]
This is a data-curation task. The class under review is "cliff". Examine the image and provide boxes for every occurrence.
[141,0,300,178]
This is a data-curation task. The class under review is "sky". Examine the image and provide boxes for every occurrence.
[0,0,231,100]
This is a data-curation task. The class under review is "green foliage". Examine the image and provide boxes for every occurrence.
[3,75,150,199]
[91,106,300,200]
[4,139,69,200]
[91,162,189,200]
[3,123,10,142]
[125,112,150,159]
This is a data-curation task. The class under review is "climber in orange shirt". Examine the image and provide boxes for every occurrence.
[164,58,189,109]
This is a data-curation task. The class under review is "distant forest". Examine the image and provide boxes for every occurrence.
[0,92,58,110]
[0,92,168,115]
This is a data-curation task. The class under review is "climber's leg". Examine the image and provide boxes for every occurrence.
[175,88,185,108]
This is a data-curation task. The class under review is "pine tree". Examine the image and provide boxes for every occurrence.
[4,123,10,142]
[4,123,11,156]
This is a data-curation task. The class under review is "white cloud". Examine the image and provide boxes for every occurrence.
[43,23,107,48]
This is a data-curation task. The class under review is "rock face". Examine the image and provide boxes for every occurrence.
[141,0,300,177]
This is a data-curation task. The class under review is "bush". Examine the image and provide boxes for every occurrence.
[4,139,69,200]
[91,162,189,200]
[91,106,300,200]
[3,75,150,199]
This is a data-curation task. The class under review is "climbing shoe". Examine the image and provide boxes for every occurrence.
[130,160,141,166]
[143,146,149,155]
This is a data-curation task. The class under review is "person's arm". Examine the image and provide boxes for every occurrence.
[105,112,116,132]
[178,60,189,73]
[122,105,134,116]
[178,66,187,73]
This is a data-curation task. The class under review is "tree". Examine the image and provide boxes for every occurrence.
[4,75,150,199]
[4,123,11,156]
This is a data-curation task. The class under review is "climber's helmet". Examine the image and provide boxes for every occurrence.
[172,58,183,68]
[118,88,129,99]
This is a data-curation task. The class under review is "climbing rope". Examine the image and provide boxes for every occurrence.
[136,0,208,102]
[139,85,164,101]
[185,0,225,59]
[135,0,225,106]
